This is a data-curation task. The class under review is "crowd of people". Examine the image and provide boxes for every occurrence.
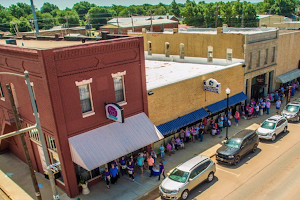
[103,82,299,189]
[104,148,166,189]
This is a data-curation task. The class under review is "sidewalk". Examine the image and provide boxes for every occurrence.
[0,94,297,200]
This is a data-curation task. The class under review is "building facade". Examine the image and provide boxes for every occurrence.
[0,37,163,197]
[275,30,300,88]
[133,26,279,101]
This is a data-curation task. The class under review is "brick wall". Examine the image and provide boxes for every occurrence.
[147,63,244,126]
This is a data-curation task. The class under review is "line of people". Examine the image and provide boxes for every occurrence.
[104,149,166,189]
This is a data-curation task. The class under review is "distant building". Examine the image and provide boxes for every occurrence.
[107,15,179,24]
[19,26,87,37]
[101,19,178,34]
[258,14,292,27]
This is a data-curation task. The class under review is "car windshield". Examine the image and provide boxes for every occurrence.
[168,168,189,183]
[284,105,299,112]
[225,138,242,149]
[261,121,276,130]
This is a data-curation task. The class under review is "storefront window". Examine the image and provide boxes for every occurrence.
[50,151,64,183]
[74,163,105,183]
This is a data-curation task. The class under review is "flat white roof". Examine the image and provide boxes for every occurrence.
[145,56,244,90]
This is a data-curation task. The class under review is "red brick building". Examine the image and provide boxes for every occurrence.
[0,37,163,197]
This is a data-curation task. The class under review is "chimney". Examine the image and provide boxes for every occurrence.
[179,43,184,59]
[102,31,108,40]
[148,41,152,55]
[165,42,170,57]
[222,24,228,29]
[167,13,169,19]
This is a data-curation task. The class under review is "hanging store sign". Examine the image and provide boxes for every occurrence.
[105,103,124,123]
[203,78,221,94]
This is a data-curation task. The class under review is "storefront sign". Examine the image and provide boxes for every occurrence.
[105,103,124,123]
[203,78,221,94]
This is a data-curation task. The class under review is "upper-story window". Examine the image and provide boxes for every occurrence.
[27,124,40,144]
[272,47,276,63]
[265,48,269,65]
[226,48,232,61]
[248,52,252,69]
[75,78,95,118]
[0,82,4,101]
[112,71,127,105]
[257,50,261,68]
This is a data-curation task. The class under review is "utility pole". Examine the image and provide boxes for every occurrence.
[87,15,91,37]
[65,17,69,36]
[131,13,135,32]
[15,23,20,37]
[5,84,42,200]
[215,4,218,28]
[150,10,153,32]
[241,0,244,27]
[30,0,39,36]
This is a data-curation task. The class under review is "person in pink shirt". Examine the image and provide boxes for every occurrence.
[166,143,172,156]
[147,156,154,177]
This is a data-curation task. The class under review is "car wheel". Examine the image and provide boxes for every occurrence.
[233,156,240,166]
[283,126,287,133]
[271,134,276,142]
[181,189,189,200]
[207,172,214,182]
[252,144,258,153]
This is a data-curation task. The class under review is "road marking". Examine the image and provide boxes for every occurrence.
[267,144,280,148]
[217,167,241,177]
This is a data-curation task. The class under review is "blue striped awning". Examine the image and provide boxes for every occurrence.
[157,108,209,136]
[206,92,248,114]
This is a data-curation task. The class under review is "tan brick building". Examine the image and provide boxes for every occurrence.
[275,30,300,88]
[145,56,245,133]
[134,26,279,101]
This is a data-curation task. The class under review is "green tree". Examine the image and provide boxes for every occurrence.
[8,3,32,19]
[87,7,112,29]
[170,0,181,17]
[243,2,258,27]
[271,0,296,17]
[28,11,57,30]
[73,1,96,20]
[0,8,13,31]
[181,0,205,26]
[56,10,80,27]
[40,2,59,14]
[10,16,31,34]
[204,3,217,27]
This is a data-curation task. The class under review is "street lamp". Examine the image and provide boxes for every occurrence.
[225,87,230,140]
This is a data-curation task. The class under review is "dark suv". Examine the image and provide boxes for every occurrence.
[216,130,259,165]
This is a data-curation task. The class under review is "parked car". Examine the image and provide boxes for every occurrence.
[216,129,259,166]
[281,102,300,122]
[257,115,288,142]
[159,155,216,200]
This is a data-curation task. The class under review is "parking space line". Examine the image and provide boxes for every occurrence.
[217,167,241,177]
[266,144,280,148]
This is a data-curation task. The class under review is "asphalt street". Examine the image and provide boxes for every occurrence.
[142,121,300,200]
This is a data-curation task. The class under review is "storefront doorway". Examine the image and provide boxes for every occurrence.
[251,74,266,100]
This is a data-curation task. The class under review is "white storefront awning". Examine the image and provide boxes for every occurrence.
[69,112,163,171]
[276,69,300,83]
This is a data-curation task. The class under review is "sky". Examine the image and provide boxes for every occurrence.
[2,0,263,9]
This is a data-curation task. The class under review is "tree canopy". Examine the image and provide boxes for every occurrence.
[1,0,299,34]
